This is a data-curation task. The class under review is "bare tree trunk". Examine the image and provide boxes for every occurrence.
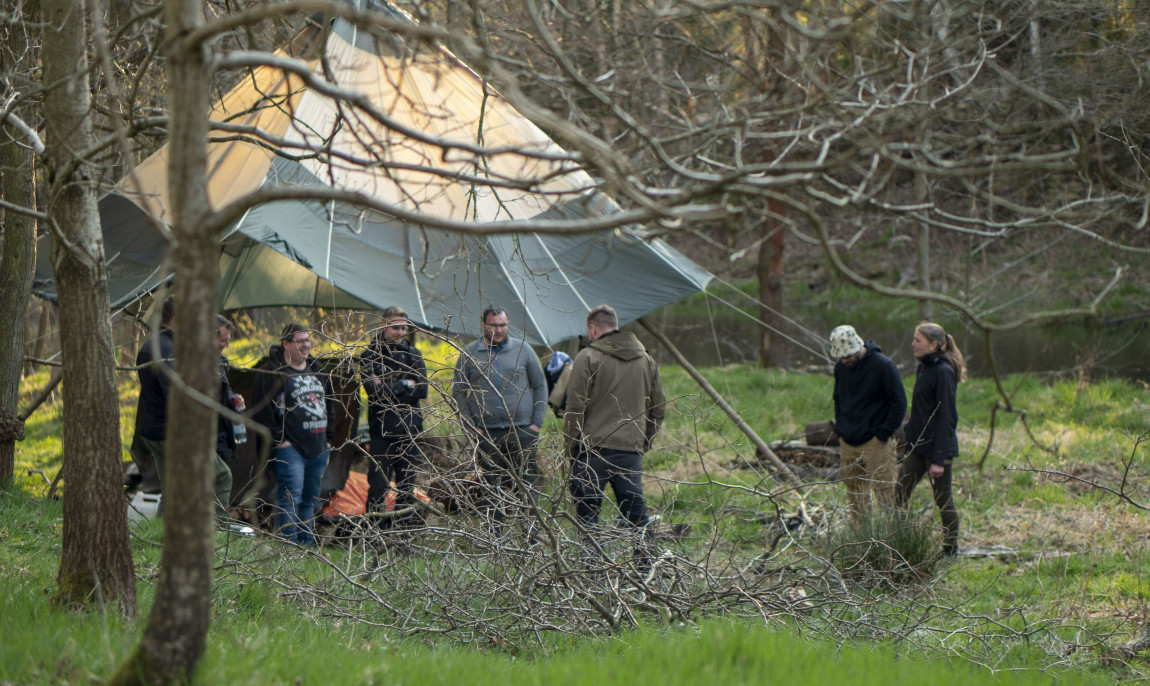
[111,0,218,681]
[41,0,136,615]
[0,143,36,485]
[0,0,40,486]
[756,199,787,368]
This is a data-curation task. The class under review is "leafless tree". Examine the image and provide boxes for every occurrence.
[40,0,136,614]
[0,0,40,484]
[109,0,225,680]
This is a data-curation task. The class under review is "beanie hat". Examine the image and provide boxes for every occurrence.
[829,325,865,360]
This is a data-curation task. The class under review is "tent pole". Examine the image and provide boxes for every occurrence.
[637,317,804,491]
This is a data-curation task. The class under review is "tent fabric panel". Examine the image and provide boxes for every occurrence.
[218,238,375,311]
[331,0,409,57]
[227,160,711,344]
[112,147,172,223]
[485,233,704,343]
[204,64,310,210]
[112,61,307,223]
[279,31,593,223]
[32,192,172,308]
[285,35,478,216]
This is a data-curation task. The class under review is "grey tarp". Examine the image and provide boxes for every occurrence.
[32,0,712,345]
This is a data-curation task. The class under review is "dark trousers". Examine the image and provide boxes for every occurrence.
[366,431,421,527]
[896,453,960,553]
[570,448,648,531]
[130,434,233,520]
[477,425,540,524]
[129,434,164,494]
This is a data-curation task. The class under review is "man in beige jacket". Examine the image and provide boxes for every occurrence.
[564,305,665,558]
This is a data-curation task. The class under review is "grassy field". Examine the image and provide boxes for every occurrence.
[4,339,1150,684]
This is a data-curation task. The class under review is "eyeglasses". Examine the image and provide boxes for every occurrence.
[287,337,310,344]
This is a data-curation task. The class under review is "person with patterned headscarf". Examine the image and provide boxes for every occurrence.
[829,324,906,519]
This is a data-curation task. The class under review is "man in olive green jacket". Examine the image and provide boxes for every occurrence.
[564,305,665,545]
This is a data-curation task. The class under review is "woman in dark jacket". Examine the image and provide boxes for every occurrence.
[896,321,965,556]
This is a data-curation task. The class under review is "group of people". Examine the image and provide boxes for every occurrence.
[131,300,963,558]
[830,322,965,556]
[449,304,666,563]
[130,301,666,556]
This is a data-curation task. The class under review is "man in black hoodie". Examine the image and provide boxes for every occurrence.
[830,324,907,519]
[252,323,335,545]
[357,307,428,529]
[130,296,175,494]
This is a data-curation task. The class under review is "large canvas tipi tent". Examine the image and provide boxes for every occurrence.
[33,0,711,344]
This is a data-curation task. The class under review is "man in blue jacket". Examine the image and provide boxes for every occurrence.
[452,306,547,531]
[830,324,907,519]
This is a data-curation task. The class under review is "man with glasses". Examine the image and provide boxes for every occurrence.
[252,322,334,546]
[358,307,428,531]
[829,324,907,519]
[452,306,547,533]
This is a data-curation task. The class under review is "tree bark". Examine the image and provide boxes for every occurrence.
[0,0,39,486]
[42,0,136,615]
[111,0,219,681]
[0,135,37,487]
[756,199,787,368]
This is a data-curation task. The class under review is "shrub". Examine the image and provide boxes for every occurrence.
[824,510,944,585]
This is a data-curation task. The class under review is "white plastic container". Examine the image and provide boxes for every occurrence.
[127,491,161,523]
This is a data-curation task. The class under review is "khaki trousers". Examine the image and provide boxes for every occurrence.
[839,436,896,518]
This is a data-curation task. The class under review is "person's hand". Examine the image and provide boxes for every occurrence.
[230,393,245,411]
[277,440,292,449]
[528,424,540,433]
[929,463,945,479]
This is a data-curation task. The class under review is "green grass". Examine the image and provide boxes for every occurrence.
[6,358,1150,684]
[0,498,1119,686]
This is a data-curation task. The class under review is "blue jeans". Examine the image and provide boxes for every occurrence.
[272,444,329,545]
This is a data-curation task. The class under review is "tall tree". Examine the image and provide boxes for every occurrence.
[0,0,40,484]
[756,202,788,368]
[42,0,136,614]
[111,0,218,679]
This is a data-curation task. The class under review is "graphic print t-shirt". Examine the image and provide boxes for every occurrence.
[277,371,330,459]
